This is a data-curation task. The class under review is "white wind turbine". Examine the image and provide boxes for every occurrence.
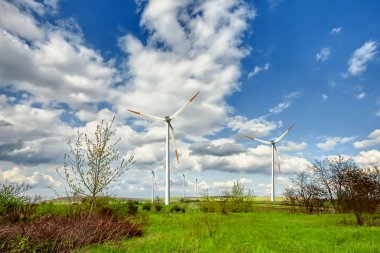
[182,173,186,200]
[245,124,294,202]
[139,162,164,203]
[128,92,200,205]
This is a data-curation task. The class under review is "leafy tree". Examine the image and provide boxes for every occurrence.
[59,117,134,213]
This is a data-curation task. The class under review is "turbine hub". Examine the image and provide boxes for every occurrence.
[165,116,171,122]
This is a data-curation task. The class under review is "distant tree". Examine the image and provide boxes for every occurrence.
[311,156,353,212]
[58,117,134,213]
[287,157,380,225]
[288,171,324,214]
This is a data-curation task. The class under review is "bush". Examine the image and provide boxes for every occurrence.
[170,205,185,213]
[0,214,143,252]
[154,202,163,212]
[126,201,138,216]
[35,202,56,217]
[142,203,152,211]
[0,182,41,223]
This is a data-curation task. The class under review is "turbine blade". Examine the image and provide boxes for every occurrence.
[274,124,295,143]
[153,161,165,172]
[170,91,200,119]
[127,109,165,122]
[274,145,281,172]
[245,136,272,145]
[168,123,179,164]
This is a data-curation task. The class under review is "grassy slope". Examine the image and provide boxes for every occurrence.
[83,209,380,253]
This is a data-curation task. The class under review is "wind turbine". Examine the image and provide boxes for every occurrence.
[245,124,294,202]
[139,162,163,203]
[182,173,186,200]
[128,92,200,205]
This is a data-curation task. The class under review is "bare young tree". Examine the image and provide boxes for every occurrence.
[58,117,134,213]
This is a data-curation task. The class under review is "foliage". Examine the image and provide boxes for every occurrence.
[126,200,139,216]
[58,117,134,213]
[285,157,380,225]
[0,182,41,223]
[142,202,152,211]
[169,205,185,213]
[0,214,142,252]
[199,181,255,214]
[154,202,163,212]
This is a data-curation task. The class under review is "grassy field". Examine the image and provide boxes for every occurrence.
[82,204,380,253]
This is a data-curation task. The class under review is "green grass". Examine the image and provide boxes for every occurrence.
[82,207,380,253]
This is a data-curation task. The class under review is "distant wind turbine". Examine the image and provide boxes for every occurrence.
[139,162,164,203]
[245,124,294,202]
[128,92,200,205]
[182,173,186,200]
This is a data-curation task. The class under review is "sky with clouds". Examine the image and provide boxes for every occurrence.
[0,0,379,199]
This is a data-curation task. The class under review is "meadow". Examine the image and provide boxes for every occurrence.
[83,200,380,253]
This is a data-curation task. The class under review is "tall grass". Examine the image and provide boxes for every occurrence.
[85,210,380,253]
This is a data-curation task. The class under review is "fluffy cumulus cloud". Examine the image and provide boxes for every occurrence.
[317,136,356,150]
[347,40,377,76]
[0,1,117,109]
[188,143,310,175]
[115,0,256,138]
[278,141,308,152]
[354,149,380,167]
[0,166,61,188]
[227,115,281,137]
[0,0,267,196]
[353,129,380,149]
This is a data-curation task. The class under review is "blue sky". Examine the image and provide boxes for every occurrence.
[0,0,379,198]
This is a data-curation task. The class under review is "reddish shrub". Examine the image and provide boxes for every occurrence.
[0,214,142,252]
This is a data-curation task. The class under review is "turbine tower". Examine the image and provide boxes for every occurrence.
[182,173,186,200]
[245,124,294,202]
[128,92,200,205]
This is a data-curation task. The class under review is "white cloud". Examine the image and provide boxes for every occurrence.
[317,136,356,150]
[376,109,380,117]
[114,0,255,139]
[0,1,117,109]
[315,47,330,62]
[269,102,290,114]
[278,141,308,152]
[347,40,377,76]
[248,63,270,78]
[355,92,366,100]
[322,94,328,101]
[353,129,380,149]
[330,27,342,34]
[227,115,281,137]
[213,178,253,188]
[354,149,380,167]
[0,166,61,188]
[190,143,311,175]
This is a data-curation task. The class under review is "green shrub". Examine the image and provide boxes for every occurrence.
[126,201,138,216]
[154,203,163,212]
[142,203,152,211]
[35,202,55,217]
[170,205,185,213]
